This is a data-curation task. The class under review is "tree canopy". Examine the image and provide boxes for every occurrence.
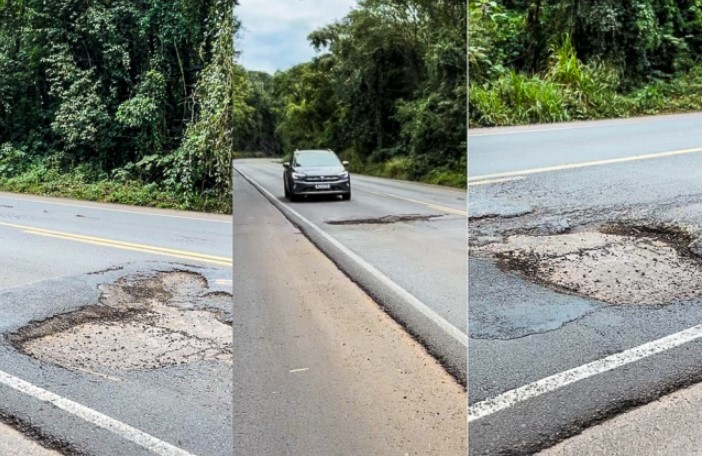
[236,0,467,186]
[0,0,238,211]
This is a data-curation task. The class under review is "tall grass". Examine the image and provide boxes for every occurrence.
[470,35,702,127]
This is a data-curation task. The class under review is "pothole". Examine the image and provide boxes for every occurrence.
[326,214,442,225]
[9,271,232,371]
[479,224,702,305]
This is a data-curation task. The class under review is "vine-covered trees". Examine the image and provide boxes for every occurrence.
[0,0,238,210]
[236,0,467,186]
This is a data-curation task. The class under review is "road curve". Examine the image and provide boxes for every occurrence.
[233,170,466,455]
[234,158,467,380]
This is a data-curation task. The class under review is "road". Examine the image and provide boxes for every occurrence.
[468,112,702,454]
[0,192,233,456]
[234,158,467,378]
[233,169,466,454]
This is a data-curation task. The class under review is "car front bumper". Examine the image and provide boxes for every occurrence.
[291,178,350,195]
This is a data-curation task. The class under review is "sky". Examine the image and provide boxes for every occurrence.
[235,0,357,74]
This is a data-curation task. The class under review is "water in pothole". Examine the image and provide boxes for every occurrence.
[11,271,232,371]
[479,228,702,305]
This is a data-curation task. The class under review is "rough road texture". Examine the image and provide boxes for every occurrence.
[477,229,702,305]
[11,271,232,371]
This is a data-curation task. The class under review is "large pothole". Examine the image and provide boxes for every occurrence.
[10,271,232,371]
[478,225,702,305]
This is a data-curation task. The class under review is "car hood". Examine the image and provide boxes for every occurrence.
[294,166,346,176]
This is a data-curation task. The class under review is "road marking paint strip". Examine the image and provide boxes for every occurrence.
[470,147,702,182]
[0,194,231,224]
[358,189,467,216]
[28,231,231,267]
[0,369,196,456]
[236,168,468,348]
[468,323,702,422]
[289,368,309,373]
[468,177,525,186]
[0,222,231,267]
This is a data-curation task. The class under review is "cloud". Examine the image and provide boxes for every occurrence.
[235,0,357,73]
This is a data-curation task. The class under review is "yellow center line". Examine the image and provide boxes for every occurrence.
[470,146,702,182]
[0,222,231,267]
[358,189,467,216]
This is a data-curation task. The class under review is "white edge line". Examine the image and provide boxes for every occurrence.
[469,147,702,182]
[0,369,196,456]
[0,195,231,224]
[468,323,702,422]
[236,168,468,348]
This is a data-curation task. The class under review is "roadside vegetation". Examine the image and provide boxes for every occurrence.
[470,0,702,127]
[0,0,238,212]
[235,0,468,188]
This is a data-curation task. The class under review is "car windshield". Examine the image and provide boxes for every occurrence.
[295,152,341,167]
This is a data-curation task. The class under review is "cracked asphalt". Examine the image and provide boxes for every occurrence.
[469,113,702,455]
[0,193,232,455]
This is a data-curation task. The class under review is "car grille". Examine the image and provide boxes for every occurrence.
[304,175,339,182]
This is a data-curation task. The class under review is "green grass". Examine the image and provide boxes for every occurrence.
[469,37,702,128]
[0,163,231,214]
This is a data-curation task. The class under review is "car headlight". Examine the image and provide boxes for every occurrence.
[292,172,306,179]
[338,171,349,179]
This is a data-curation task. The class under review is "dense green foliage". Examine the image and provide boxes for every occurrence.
[0,0,238,211]
[236,0,467,187]
[470,0,702,127]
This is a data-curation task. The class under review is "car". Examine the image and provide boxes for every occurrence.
[283,149,351,201]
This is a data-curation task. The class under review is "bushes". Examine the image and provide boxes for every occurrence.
[469,35,702,128]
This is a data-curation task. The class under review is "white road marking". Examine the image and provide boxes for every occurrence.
[468,323,702,422]
[0,194,231,224]
[0,369,196,456]
[236,168,468,348]
[289,368,310,373]
[469,146,702,182]
[468,177,525,186]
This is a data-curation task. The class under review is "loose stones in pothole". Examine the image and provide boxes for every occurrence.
[10,271,232,371]
[478,227,702,305]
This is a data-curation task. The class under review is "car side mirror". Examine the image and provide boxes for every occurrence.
[283,162,290,169]
[342,160,349,166]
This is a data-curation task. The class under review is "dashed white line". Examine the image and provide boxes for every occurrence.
[469,323,702,422]
[289,368,310,373]
[0,369,196,456]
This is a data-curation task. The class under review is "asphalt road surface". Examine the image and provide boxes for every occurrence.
[233,170,466,454]
[469,113,702,454]
[0,193,233,456]
[234,158,467,378]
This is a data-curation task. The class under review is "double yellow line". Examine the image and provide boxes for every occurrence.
[0,222,232,267]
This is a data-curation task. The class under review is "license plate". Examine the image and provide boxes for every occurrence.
[315,184,331,190]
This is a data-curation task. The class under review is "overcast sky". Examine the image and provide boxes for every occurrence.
[235,0,357,74]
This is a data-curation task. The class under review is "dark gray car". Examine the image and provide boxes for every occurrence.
[283,149,351,201]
